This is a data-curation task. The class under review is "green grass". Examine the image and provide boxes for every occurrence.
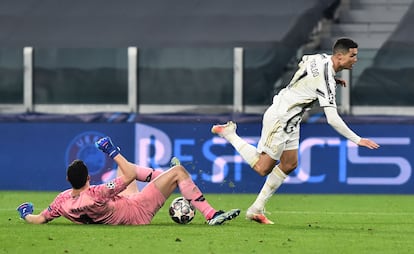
[1,191,414,254]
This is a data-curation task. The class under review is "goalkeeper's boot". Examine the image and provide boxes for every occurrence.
[207,209,240,225]
[211,121,237,139]
[170,157,181,167]
[95,136,120,159]
[246,209,274,225]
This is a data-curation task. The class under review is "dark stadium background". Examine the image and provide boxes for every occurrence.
[1,0,413,193]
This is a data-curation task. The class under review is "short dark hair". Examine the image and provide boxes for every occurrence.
[67,160,89,189]
[333,38,358,54]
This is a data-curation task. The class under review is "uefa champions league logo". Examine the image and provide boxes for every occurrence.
[65,131,117,185]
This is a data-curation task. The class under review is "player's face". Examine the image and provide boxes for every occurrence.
[340,48,358,70]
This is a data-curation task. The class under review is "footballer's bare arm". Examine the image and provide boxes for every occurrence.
[24,214,47,224]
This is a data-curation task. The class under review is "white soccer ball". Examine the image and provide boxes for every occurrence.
[169,197,196,224]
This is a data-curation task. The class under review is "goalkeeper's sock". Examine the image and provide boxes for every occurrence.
[225,132,259,168]
[178,178,216,220]
[249,165,286,213]
[135,165,163,182]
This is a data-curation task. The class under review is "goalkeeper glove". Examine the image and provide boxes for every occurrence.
[95,136,120,159]
[17,202,34,219]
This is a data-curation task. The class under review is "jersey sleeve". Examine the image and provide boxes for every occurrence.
[40,193,65,222]
[324,107,361,144]
[91,177,128,203]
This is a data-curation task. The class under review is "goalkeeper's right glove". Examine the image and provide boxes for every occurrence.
[95,136,120,159]
[17,202,34,219]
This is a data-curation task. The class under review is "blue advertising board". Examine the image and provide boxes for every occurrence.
[133,123,414,194]
[0,123,134,191]
[0,121,412,193]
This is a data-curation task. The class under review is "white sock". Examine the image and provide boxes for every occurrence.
[225,132,259,167]
[248,165,286,213]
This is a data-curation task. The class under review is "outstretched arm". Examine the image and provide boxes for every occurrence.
[95,137,137,186]
[17,202,47,224]
[323,107,380,149]
[24,214,47,224]
[112,155,138,187]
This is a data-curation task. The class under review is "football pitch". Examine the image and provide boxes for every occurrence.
[1,191,414,254]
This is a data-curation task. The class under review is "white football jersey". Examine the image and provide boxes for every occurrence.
[272,53,337,132]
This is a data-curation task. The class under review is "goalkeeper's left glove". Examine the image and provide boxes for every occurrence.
[95,136,120,159]
[17,202,34,219]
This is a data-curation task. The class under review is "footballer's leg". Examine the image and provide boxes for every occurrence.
[212,121,277,176]
[246,149,298,224]
[121,162,164,197]
[153,165,216,220]
[153,165,240,225]
[117,167,140,196]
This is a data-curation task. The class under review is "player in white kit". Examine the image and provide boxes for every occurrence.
[211,38,379,224]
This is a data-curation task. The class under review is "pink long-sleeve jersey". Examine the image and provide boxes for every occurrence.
[41,177,164,225]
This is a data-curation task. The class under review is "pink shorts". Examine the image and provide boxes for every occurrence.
[129,182,166,225]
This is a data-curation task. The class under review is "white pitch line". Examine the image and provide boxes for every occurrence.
[273,210,414,216]
[0,208,24,211]
[2,209,413,217]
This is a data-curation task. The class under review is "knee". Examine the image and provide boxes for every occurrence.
[171,165,189,177]
[287,160,298,171]
[279,160,298,175]
[258,170,271,177]
[252,157,278,176]
[254,164,274,177]
[171,165,185,172]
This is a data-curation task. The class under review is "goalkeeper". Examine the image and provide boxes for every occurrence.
[17,136,240,225]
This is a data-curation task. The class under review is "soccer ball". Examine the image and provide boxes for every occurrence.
[169,197,196,224]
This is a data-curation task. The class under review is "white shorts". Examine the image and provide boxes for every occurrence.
[256,104,300,161]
